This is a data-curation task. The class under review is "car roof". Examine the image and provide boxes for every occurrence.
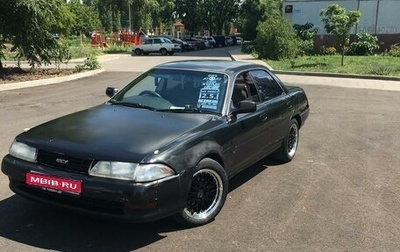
[154,60,266,74]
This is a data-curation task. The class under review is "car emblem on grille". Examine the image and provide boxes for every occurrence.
[56,158,69,164]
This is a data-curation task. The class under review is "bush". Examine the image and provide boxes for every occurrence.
[321,46,336,55]
[52,41,71,70]
[387,43,400,57]
[103,45,131,54]
[255,16,299,60]
[348,33,379,56]
[241,41,256,54]
[293,22,318,55]
[69,46,102,59]
[369,63,393,76]
[75,55,100,72]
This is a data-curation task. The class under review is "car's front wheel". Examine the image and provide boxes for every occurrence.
[174,158,228,227]
[274,119,299,162]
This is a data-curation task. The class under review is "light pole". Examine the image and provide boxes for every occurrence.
[128,1,131,32]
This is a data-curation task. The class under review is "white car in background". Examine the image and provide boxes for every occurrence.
[132,37,180,56]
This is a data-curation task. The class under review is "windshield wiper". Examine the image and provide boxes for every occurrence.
[159,107,215,114]
[109,100,156,111]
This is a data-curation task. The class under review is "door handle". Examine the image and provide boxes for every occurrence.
[259,113,268,121]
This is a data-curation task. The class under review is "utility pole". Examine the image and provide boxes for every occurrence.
[128,1,132,32]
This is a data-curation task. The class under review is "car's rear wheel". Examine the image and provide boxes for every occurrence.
[173,158,228,227]
[134,49,142,56]
[274,119,299,162]
[160,48,167,56]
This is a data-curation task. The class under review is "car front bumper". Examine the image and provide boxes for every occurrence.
[1,155,189,223]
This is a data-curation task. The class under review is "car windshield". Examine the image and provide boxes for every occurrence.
[110,69,228,114]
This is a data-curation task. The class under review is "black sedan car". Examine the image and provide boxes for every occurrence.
[2,60,309,227]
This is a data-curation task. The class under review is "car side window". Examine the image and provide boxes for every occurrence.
[154,38,162,44]
[248,70,284,102]
[231,72,260,108]
[144,39,152,44]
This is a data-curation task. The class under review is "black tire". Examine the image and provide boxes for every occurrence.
[274,119,299,163]
[160,48,167,56]
[173,158,228,227]
[134,49,142,56]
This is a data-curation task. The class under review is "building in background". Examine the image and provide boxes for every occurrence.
[282,0,400,51]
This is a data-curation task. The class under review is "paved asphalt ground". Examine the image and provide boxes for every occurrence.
[1,47,400,251]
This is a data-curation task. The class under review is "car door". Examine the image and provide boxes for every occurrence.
[248,69,292,152]
[227,72,274,174]
[153,38,162,52]
[143,38,153,52]
[228,108,270,175]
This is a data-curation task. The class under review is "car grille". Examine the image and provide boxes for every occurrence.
[36,150,94,174]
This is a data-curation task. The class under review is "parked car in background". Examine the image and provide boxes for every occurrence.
[182,37,206,50]
[203,36,217,48]
[212,35,227,47]
[236,37,243,45]
[171,38,190,52]
[131,37,180,56]
[2,60,309,227]
[225,36,234,46]
[194,37,210,48]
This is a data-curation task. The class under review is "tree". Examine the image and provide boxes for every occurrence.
[207,0,240,35]
[236,0,281,40]
[320,4,361,66]
[255,15,299,60]
[0,0,74,70]
[152,0,176,29]
[174,0,204,34]
[237,0,263,40]
[174,0,240,36]
[68,0,101,36]
[82,0,161,33]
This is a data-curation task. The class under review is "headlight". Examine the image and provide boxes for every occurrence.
[9,141,37,162]
[89,161,174,182]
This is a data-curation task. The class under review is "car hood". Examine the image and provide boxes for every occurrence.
[18,104,220,162]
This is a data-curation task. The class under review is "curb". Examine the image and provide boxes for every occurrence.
[272,70,400,82]
[0,68,105,92]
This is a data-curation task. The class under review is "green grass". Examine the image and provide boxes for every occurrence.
[68,46,102,59]
[266,55,400,77]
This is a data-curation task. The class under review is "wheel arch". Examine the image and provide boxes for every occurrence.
[291,114,302,128]
[202,153,225,170]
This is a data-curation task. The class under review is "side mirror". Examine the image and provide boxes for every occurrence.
[230,100,256,116]
[106,87,118,98]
